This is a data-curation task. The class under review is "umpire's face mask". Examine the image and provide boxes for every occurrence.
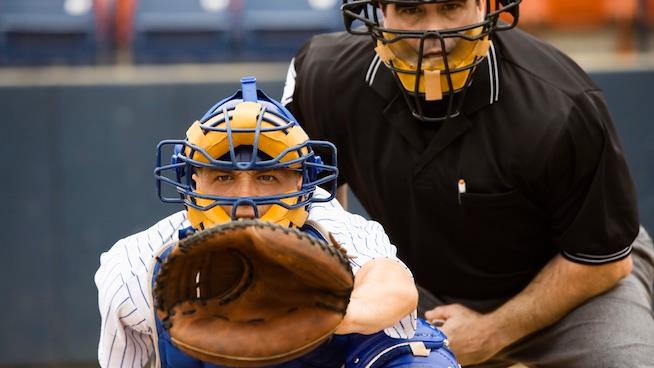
[382,2,484,58]
[340,0,522,121]
[377,2,487,103]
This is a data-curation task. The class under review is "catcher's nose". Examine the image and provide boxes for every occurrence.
[233,206,257,219]
[228,198,266,220]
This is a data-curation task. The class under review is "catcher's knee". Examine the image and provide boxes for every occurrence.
[345,319,459,368]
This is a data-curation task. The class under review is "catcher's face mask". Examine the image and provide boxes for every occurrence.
[192,165,303,220]
[342,0,521,121]
[155,76,338,230]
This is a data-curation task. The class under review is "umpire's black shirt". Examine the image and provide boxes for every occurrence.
[285,28,640,299]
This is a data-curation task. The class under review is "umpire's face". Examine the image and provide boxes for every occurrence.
[192,168,303,219]
[381,1,484,65]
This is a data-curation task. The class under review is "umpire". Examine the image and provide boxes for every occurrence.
[282,0,654,366]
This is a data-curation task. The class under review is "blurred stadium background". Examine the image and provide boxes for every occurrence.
[0,0,653,367]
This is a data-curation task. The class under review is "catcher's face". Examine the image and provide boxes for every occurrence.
[382,1,484,64]
[192,168,303,219]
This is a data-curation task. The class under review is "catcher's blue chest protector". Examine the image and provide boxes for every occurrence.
[152,226,458,368]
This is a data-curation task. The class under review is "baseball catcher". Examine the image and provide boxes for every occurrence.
[95,77,458,367]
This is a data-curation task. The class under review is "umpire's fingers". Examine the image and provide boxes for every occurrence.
[424,304,455,325]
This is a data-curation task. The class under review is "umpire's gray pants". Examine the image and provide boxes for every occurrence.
[418,226,654,368]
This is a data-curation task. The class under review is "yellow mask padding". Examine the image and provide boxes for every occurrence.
[187,192,309,230]
[472,38,490,57]
[375,44,395,63]
[187,199,231,231]
[259,195,310,228]
[185,102,310,166]
[376,27,488,99]
[184,101,312,230]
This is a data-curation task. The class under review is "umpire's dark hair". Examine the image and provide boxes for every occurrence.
[378,0,482,10]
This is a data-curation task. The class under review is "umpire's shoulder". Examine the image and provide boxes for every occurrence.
[496,28,599,98]
[295,31,374,86]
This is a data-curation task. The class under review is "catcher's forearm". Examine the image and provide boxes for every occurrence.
[336,258,418,335]
[487,254,632,350]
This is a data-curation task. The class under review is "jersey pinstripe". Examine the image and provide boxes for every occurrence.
[95,188,417,368]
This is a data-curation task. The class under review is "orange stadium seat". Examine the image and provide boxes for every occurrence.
[544,0,608,28]
[517,0,639,29]
[514,0,547,27]
[115,0,135,48]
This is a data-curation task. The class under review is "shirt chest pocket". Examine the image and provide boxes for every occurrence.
[458,188,550,261]
[459,188,526,208]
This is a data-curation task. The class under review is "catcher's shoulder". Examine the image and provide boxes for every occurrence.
[108,211,188,255]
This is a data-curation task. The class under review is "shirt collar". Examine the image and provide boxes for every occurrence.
[461,40,502,116]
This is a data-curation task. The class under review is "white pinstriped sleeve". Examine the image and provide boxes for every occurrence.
[307,188,405,273]
[95,211,189,368]
[307,188,417,338]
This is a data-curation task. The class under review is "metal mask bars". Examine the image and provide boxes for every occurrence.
[155,133,338,220]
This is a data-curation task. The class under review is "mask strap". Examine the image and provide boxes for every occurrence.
[240,76,258,102]
[424,70,443,101]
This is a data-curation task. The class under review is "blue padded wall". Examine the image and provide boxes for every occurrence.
[0,0,97,65]
[0,70,651,366]
[132,0,234,63]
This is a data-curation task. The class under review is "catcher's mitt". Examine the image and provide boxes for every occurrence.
[154,219,354,367]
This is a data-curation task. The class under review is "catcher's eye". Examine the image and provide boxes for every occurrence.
[257,174,276,183]
[214,174,233,182]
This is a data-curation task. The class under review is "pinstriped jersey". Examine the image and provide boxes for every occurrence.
[95,187,417,368]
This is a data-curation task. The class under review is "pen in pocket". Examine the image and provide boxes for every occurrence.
[457,179,466,205]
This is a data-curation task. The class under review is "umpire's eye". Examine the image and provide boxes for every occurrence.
[398,5,422,16]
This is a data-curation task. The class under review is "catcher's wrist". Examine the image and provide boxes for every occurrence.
[334,316,381,335]
[334,318,356,335]
[334,300,364,335]
[335,296,404,335]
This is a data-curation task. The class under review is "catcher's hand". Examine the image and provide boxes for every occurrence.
[154,219,354,367]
